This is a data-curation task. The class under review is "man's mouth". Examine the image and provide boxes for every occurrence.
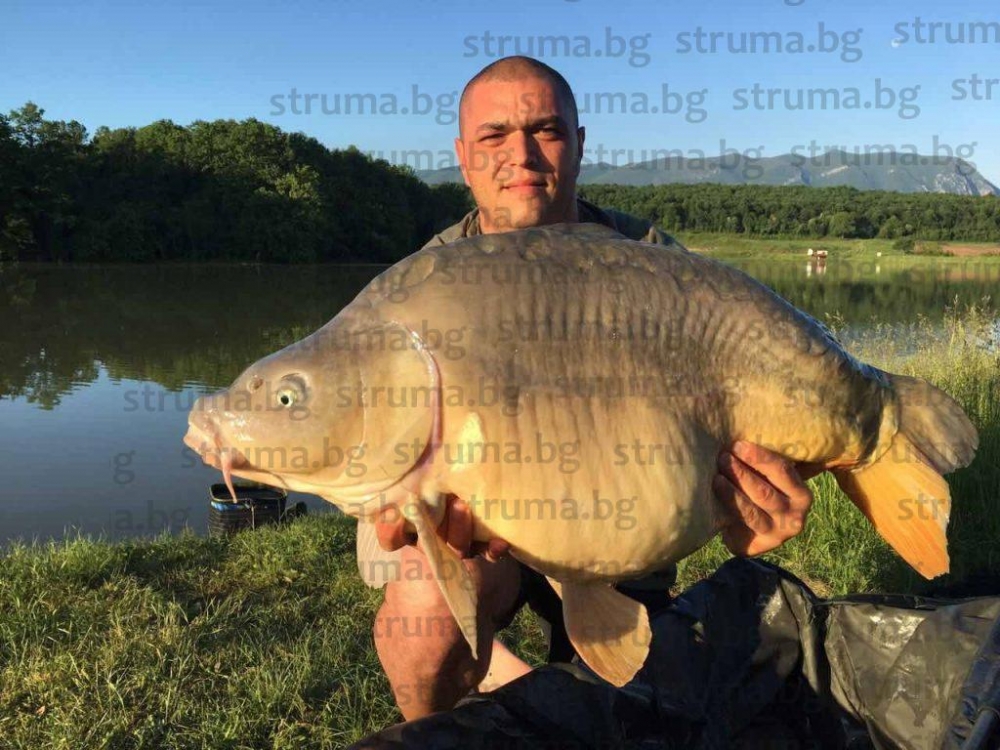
[503,181,547,191]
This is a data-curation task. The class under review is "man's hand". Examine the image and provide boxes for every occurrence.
[713,440,820,557]
[375,496,510,561]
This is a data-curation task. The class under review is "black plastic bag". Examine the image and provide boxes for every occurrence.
[352,559,1000,749]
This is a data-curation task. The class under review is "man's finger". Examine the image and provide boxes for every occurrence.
[445,498,474,557]
[730,441,802,492]
[730,441,814,511]
[471,536,511,561]
[713,473,772,536]
[716,473,798,557]
[717,450,787,515]
[375,507,410,552]
[715,475,761,554]
[484,537,511,562]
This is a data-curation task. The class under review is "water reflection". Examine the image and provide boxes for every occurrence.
[805,259,827,277]
[0,264,378,544]
[723,256,998,327]
[0,264,379,405]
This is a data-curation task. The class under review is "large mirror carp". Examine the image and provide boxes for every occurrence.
[184,223,978,686]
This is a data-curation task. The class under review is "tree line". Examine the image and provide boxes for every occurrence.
[2,103,998,263]
[0,103,470,263]
[577,184,1000,243]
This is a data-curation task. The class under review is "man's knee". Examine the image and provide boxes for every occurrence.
[372,555,523,665]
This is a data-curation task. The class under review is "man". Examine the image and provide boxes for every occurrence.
[372,56,815,721]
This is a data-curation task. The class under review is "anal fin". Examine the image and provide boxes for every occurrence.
[547,578,651,687]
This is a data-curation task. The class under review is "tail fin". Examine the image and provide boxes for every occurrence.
[832,374,978,580]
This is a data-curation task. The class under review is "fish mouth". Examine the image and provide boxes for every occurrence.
[183,421,252,502]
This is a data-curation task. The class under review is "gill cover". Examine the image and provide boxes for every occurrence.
[337,319,441,505]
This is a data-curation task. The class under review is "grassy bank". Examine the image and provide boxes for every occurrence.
[0,517,389,747]
[0,517,546,748]
[1,307,997,748]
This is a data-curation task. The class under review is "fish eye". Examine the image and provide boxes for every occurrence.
[274,375,307,409]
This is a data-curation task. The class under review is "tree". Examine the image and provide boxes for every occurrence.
[877,216,904,239]
[3,104,999,262]
[827,211,856,238]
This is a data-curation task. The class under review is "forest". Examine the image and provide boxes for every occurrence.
[1,103,998,263]
[0,103,470,263]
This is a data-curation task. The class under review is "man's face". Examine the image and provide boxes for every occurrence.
[455,76,584,234]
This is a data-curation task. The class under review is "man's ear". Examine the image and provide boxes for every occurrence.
[455,137,472,188]
[575,126,586,173]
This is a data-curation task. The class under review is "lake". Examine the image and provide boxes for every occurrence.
[1,257,997,546]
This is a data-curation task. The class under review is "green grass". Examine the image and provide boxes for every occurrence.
[0,515,549,748]
[677,232,898,258]
[0,518,397,748]
[1,306,997,748]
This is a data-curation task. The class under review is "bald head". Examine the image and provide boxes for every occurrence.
[453,56,584,234]
[459,56,579,138]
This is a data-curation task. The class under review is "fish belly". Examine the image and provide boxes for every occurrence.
[442,398,721,583]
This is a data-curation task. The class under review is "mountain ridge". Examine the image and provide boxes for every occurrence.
[416,149,999,196]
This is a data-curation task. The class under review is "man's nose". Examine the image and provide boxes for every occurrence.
[500,130,541,170]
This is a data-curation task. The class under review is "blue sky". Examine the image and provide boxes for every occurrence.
[2,0,997,182]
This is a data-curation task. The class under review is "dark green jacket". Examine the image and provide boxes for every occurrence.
[422,197,685,250]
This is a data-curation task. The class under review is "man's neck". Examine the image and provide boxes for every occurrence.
[478,198,580,234]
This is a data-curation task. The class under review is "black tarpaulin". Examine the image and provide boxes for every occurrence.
[352,559,1000,749]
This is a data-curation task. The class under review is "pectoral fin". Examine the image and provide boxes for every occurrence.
[409,498,480,659]
[547,578,651,687]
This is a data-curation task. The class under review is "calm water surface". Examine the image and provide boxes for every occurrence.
[1,258,997,545]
